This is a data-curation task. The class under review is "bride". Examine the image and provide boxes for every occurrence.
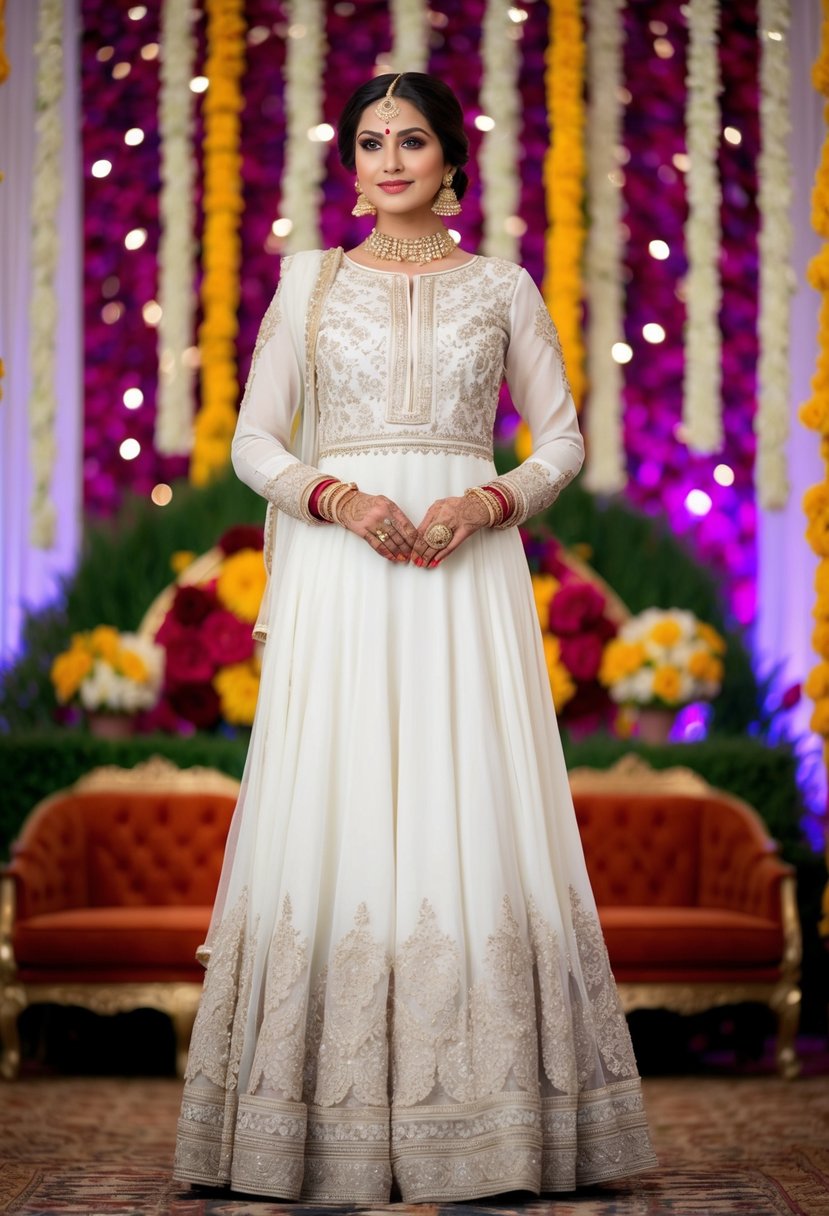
[173,70,656,1203]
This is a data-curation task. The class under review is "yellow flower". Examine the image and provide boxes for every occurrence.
[50,648,93,703]
[216,549,266,622]
[515,421,533,463]
[171,550,197,575]
[599,639,645,685]
[651,665,683,705]
[648,618,682,647]
[806,662,829,699]
[810,697,829,736]
[696,622,726,655]
[89,625,121,663]
[532,574,560,624]
[215,660,260,726]
[814,619,829,658]
[116,648,149,683]
[542,634,576,711]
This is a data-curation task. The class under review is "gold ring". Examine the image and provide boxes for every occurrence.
[424,523,453,550]
[375,529,389,543]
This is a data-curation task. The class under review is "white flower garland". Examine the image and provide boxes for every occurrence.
[391,0,427,71]
[480,0,520,261]
[282,0,326,254]
[28,0,63,549]
[756,0,793,509]
[584,0,625,493]
[156,0,197,455]
[682,0,723,453]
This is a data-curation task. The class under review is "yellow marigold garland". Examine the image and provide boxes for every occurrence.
[190,0,245,486]
[802,1,829,775]
[541,0,586,412]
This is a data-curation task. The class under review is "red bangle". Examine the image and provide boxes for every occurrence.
[485,485,511,522]
[309,478,338,519]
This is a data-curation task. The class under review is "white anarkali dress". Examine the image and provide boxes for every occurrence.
[173,250,657,1202]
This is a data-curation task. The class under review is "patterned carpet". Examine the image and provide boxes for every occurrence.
[1,1043,828,1215]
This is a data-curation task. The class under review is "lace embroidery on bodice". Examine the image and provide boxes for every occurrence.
[314,257,521,460]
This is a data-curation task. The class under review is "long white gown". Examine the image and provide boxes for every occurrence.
[172,250,657,1202]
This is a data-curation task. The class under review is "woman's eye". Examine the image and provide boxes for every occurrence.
[359,139,381,151]
[402,138,424,148]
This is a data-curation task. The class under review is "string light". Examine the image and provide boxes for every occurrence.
[112,63,131,80]
[142,301,162,326]
[475,115,496,131]
[649,239,670,259]
[724,126,742,145]
[151,484,173,506]
[685,489,712,516]
[125,228,148,250]
[189,76,209,93]
[611,342,633,364]
[119,438,141,460]
[124,127,145,146]
[123,388,144,409]
[643,322,666,343]
[271,218,293,237]
[714,463,735,487]
[91,159,112,178]
[128,5,148,19]
[307,123,335,142]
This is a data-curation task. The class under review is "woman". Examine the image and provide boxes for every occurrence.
[173,72,656,1202]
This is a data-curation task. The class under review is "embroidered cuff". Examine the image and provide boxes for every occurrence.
[264,464,332,525]
[489,461,577,528]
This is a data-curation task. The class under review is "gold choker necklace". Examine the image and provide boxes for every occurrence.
[364,227,457,265]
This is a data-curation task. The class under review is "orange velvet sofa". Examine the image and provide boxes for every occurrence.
[0,754,801,1080]
[0,757,238,1079]
[569,755,802,1078]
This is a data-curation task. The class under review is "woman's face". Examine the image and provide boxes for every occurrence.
[354,97,450,223]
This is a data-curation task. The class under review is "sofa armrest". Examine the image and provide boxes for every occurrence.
[2,792,88,918]
[699,794,794,922]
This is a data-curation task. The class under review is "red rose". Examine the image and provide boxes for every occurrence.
[219,525,265,555]
[172,584,217,626]
[168,682,222,729]
[559,633,604,682]
[548,581,607,635]
[202,609,255,666]
[155,613,189,649]
[165,633,216,684]
[134,698,196,736]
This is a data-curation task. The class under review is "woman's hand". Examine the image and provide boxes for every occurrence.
[338,490,419,563]
[413,494,490,567]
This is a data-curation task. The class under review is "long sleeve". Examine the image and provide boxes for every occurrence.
[484,268,585,527]
[230,259,330,524]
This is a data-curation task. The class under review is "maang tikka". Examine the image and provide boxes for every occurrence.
[431,171,462,216]
[375,74,402,122]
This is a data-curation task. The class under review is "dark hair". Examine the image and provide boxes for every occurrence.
[337,72,470,200]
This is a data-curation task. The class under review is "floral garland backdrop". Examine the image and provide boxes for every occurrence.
[80,0,762,625]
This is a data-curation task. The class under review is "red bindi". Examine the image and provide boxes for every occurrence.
[385,128,390,135]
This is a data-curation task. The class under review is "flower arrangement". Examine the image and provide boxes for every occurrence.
[599,608,726,708]
[530,538,621,729]
[50,626,164,714]
[150,525,266,731]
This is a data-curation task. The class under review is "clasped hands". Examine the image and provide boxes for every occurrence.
[337,489,490,567]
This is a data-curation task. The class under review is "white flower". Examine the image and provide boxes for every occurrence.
[480,0,520,261]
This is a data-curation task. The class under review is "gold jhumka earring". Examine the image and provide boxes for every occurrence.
[431,171,461,216]
[351,180,376,217]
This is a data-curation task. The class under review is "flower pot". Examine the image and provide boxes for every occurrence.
[636,707,675,744]
[86,712,135,740]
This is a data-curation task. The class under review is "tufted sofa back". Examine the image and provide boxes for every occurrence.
[8,787,236,919]
[573,790,781,917]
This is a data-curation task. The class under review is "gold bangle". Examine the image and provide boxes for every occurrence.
[329,482,359,525]
[464,486,501,528]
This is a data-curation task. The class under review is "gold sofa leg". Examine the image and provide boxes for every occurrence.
[0,983,25,1080]
[772,983,802,1080]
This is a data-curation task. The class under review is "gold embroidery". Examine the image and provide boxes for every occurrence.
[314,903,391,1107]
[493,462,576,527]
[263,463,329,524]
[184,886,251,1088]
[385,275,411,424]
[238,264,291,417]
[315,259,521,459]
[534,301,573,400]
[175,891,655,1200]
[248,895,309,1100]
[318,436,492,460]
